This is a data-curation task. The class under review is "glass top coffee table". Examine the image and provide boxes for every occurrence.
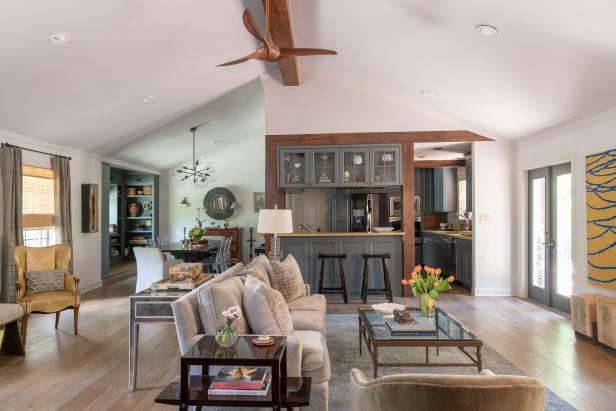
[358,307,483,378]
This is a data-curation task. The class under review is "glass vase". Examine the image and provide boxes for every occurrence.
[419,293,436,317]
[215,324,238,347]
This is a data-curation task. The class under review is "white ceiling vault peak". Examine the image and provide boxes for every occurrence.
[1,0,616,152]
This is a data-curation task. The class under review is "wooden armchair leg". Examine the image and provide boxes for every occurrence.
[21,314,28,346]
[55,312,60,329]
[74,306,79,335]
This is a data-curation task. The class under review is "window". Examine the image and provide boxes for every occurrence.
[458,179,467,215]
[22,165,57,247]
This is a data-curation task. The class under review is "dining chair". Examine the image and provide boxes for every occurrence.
[133,247,183,293]
[202,237,231,274]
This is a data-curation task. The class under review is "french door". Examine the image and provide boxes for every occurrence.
[527,163,572,313]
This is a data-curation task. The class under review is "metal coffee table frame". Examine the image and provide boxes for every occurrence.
[358,307,483,378]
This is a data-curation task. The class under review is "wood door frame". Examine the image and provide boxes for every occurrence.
[265,130,492,296]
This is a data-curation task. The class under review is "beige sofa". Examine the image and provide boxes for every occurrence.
[171,256,330,411]
[349,368,546,411]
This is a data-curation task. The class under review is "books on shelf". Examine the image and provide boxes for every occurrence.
[208,368,271,397]
[384,315,437,336]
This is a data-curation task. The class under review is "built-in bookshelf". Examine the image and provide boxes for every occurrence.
[102,165,159,278]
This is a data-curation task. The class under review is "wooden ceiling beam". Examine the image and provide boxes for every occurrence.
[263,0,300,86]
[266,130,492,145]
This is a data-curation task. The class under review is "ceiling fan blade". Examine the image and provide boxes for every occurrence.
[279,47,338,58]
[242,9,265,43]
[216,51,259,67]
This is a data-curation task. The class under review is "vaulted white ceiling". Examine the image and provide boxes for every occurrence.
[1,0,616,156]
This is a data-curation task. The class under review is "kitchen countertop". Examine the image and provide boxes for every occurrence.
[278,231,404,237]
[423,230,472,240]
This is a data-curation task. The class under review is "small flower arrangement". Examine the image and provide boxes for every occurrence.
[401,265,454,316]
[216,306,242,347]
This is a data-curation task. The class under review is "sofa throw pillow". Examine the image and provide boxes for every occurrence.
[243,275,294,336]
[244,255,273,287]
[269,254,306,302]
[25,269,65,295]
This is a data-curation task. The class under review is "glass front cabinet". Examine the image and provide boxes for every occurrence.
[340,147,370,186]
[310,148,339,186]
[279,148,310,187]
[278,144,401,188]
[370,146,401,186]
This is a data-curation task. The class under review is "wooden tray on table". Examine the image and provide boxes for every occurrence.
[151,274,213,290]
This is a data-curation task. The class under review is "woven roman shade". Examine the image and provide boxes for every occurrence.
[22,165,55,229]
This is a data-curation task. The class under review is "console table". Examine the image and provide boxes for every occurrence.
[129,288,190,390]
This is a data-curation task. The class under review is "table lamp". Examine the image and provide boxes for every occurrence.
[257,206,293,261]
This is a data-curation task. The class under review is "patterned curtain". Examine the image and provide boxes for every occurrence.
[0,146,23,303]
[50,156,72,272]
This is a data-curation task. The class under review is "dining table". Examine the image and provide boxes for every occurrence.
[160,236,222,262]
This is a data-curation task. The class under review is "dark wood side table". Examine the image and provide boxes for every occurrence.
[155,335,311,410]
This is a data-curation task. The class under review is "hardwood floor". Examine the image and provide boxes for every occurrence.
[1,276,615,410]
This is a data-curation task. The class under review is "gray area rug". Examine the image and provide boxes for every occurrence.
[325,314,575,411]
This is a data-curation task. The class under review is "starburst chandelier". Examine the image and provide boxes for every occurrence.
[169,125,217,189]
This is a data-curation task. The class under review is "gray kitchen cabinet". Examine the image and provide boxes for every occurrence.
[370,146,401,186]
[420,169,435,212]
[433,167,457,212]
[423,233,455,275]
[280,235,403,298]
[310,148,339,186]
[334,195,350,232]
[414,168,421,196]
[340,147,370,186]
[455,238,473,288]
[279,148,310,188]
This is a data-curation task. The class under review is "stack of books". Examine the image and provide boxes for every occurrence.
[384,314,437,336]
[207,367,271,397]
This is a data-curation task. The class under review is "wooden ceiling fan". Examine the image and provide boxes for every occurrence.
[217,0,337,67]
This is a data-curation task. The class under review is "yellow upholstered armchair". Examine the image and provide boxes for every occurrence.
[14,244,80,344]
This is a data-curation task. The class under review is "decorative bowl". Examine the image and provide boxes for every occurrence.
[373,227,394,232]
[371,303,406,314]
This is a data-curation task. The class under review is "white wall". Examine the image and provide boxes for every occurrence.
[515,110,616,298]
[473,140,516,296]
[159,135,265,262]
[263,72,462,134]
[1,129,158,293]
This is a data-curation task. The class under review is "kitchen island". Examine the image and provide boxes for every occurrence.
[280,232,404,298]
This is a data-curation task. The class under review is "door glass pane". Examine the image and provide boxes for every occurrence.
[342,151,367,184]
[531,177,546,289]
[282,151,306,185]
[556,173,573,297]
[312,151,336,184]
[373,149,397,183]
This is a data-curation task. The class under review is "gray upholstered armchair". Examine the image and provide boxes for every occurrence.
[349,368,546,411]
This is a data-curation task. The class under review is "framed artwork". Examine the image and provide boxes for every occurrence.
[81,183,99,233]
[253,192,265,213]
[586,148,616,290]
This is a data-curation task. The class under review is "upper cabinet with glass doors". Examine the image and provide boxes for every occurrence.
[277,144,401,188]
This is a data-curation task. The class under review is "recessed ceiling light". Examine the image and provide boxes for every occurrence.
[49,33,71,44]
[417,155,426,159]
[211,140,221,145]
[419,91,435,98]
[476,24,499,36]
[141,96,155,103]
[434,147,443,151]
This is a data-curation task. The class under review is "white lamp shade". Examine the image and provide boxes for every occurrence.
[257,209,293,234]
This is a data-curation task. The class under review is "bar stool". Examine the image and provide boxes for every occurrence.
[317,254,349,304]
[361,253,393,303]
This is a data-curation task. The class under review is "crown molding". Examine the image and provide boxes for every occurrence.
[514,106,616,147]
[0,128,159,175]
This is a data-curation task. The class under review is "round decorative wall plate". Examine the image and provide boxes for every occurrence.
[203,187,236,220]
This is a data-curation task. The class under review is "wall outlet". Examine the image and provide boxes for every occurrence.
[479,213,491,222]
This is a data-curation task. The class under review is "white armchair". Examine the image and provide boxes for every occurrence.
[133,247,183,293]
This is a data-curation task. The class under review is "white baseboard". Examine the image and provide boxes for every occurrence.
[80,281,103,294]
[473,287,513,297]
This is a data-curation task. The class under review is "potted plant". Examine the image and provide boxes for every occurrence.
[401,265,454,317]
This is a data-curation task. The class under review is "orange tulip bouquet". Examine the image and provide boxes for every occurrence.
[401,265,454,316]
